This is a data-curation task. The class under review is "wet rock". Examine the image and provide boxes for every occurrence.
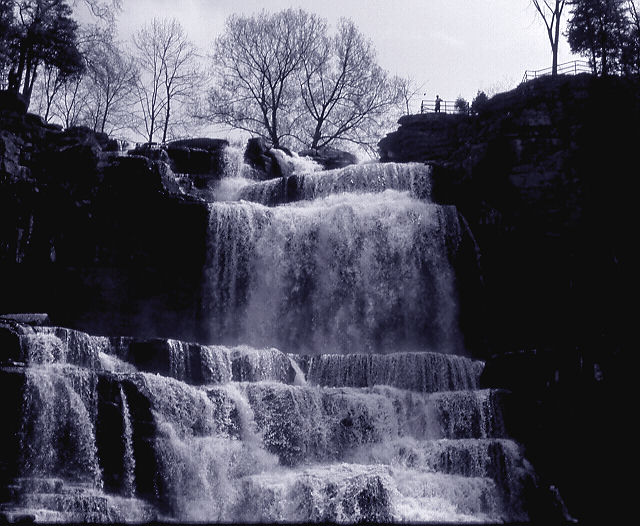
[103,155,180,196]
[298,146,358,170]
[0,130,30,183]
[244,137,271,172]
[165,138,229,189]
[268,148,293,178]
[244,137,294,180]
[0,313,50,326]
[128,143,170,164]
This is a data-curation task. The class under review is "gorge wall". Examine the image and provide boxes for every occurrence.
[0,109,210,342]
[379,73,634,523]
[379,74,634,356]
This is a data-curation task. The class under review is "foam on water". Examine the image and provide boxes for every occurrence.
[21,328,112,368]
[98,352,137,373]
[237,161,431,205]
[306,351,484,392]
[2,150,544,522]
[205,190,463,354]
[19,366,102,487]
[118,386,136,498]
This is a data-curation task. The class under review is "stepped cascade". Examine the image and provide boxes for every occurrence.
[1,159,541,523]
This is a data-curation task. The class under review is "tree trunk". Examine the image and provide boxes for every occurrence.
[148,116,155,144]
[311,119,323,150]
[100,102,110,134]
[270,107,279,148]
[162,98,170,144]
[552,10,561,75]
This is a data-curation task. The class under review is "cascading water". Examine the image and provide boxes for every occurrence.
[118,386,136,499]
[0,157,542,523]
[204,190,464,354]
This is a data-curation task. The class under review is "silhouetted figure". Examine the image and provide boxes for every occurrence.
[435,95,442,113]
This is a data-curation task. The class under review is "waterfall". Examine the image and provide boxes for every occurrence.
[18,365,102,487]
[204,186,464,354]
[119,386,136,498]
[305,351,484,392]
[1,160,544,523]
[236,162,432,205]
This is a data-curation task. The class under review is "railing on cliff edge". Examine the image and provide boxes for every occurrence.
[521,59,591,84]
[420,99,470,115]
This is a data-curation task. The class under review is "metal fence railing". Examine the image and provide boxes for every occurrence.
[521,60,592,83]
[420,99,470,115]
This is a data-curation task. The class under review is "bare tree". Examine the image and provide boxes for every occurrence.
[207,9,325,148]
[83,35,136,134]
[531,0,568,75]
[52,72,86,127]
[157,20,199,143]
[298,18,401,152]
[132,18,199,144]
[31,63,66,122]
[71,0,121,27]
[396,76,425,115]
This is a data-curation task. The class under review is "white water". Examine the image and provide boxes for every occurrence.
[7,329,535,523]
[119,386,136,498]
[4,158,539,523]
[204,188,463,354]
[237,162,432,205]
[19,365,102,487]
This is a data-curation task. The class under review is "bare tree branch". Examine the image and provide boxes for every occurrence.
[205,9,325,148]
[531,0,567,74]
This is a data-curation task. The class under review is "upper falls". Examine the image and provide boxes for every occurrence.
[203,162,464,355]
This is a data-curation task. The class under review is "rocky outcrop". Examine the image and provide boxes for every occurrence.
[378,113,468,163]
[165,138,229,187]
[378,74,635,524]
[380,74,635,358]
[244,137,294,179]
[0,107,210,342]
[0,90,27,114]
[298,146,358,170]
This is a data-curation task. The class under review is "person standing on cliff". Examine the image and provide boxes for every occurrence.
[435,95,442,113]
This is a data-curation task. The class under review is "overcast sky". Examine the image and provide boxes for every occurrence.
[114,0,578,110]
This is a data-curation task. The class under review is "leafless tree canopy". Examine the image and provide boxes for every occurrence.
[30,27,136,134]
[73,0,121,25]
[132,17,200,144]
[206,9,400,152]
[207,9,325,149]
[298,18,401,152]
[83,35,137,134]
[396,76,425,116]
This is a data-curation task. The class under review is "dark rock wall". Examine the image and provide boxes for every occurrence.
[0,107,210,342]
[380,74,634,357]
[380,74,635,523]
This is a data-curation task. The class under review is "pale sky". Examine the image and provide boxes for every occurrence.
[114,0,578,110]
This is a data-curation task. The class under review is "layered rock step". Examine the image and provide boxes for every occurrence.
[235,161,433,206]
[2,478,157,523]
[0,321,538,523]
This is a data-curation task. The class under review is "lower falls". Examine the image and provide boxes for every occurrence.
[1,161,545,523]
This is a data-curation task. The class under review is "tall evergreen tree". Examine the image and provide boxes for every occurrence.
[567,0,629,75]
[1,0,84,108]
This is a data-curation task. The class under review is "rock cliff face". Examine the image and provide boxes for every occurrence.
[0,98,209,342]
[380,73,634,525]
[380,74,634,356]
